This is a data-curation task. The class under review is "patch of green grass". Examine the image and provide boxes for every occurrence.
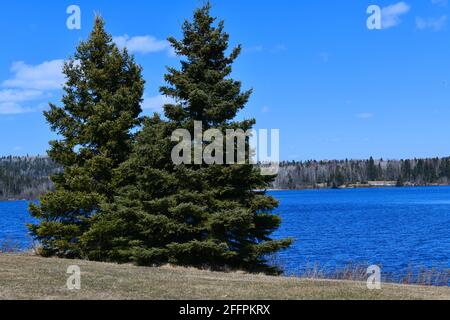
[0,254,448,300]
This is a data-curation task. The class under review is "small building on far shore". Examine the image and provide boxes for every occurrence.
[367,181,397,187]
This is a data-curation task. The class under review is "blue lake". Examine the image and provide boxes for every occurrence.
[0,201,36,250]
[270,187,450,278]
[0,187,449,280]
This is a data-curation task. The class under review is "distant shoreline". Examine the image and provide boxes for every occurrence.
[2,184,450,201]
[267,183,450,192]
[0,198,36,202]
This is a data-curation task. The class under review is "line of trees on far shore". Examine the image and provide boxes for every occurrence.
[2,155,450,200]
[273,157,450,189]
[0,156,59,200]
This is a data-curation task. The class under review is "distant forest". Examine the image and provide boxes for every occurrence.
[1,156,450,199]
[0,156,59,200]
[273,157,450,190]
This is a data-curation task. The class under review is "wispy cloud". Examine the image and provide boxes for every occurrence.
[0,89,44,114]
[357,113,374,119]
[113,35,173,56]
[416,15,447,31]
[432,0,448,7]
[142,94,175,111]
[243,45,264,53]
[271,44,287,53]
[381,2,411,29]
[0,60,64,115]
[0,89,44,103]
[2,60,64,91]
[243,44,287,54]
[0,102,33,115]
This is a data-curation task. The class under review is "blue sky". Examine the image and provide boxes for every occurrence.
[0,0,449,160]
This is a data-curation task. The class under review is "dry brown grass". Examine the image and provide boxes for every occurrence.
[0,253,448,300]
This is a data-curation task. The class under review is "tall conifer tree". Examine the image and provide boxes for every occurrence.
[83,3,292,274]
[160,2,293,273]
[28,17,144,258]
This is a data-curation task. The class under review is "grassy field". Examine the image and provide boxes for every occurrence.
[0,253,448,300]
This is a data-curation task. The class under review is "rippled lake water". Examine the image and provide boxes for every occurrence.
[0,201,36,250]
[270,187,450,280]
[1,187,449,281]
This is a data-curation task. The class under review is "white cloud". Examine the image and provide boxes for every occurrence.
[357,113,374,119]
[142,94,175,111]
[2,60,64,90]
[261,106,270,113]
[0,89,44,103]
[0,60,63,115]
[416,15,447,31]
[381,2,411,29]
[0,102,47,115]
[0,102,33,115]
[114,35,172,56]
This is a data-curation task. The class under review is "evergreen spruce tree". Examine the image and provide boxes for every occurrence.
[367,157,378,181]
[163,4,292,274]
[83,3,292,274]
[28,17,144,258]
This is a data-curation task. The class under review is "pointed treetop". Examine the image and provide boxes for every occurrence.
[161,2,251,126]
